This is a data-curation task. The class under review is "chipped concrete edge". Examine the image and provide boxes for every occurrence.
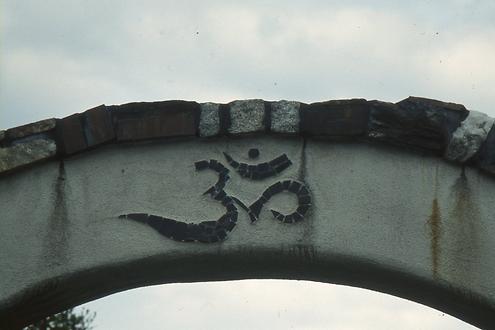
[1,97,494,176]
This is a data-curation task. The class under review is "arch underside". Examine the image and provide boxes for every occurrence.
[1,137,494,329]
[2,250,494,329]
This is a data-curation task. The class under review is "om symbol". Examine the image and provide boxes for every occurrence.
[119,148,312,243]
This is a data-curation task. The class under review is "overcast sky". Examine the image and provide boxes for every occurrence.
[2,0,494,329]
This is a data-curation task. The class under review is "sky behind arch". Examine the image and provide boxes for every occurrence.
[1,1,493,329]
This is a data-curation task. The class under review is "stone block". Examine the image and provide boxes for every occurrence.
[300,99,369,136]
[228,99,266,134]
[5,118,56,140]
[111,101,200,141]
[475,124,495,174]
[56,114,87,155]
[368,97,469,152]
[270,100,300,133]
[445,111,494,163]
[83,105,115,147]
[199,103,220,137]
[0,137,56,173]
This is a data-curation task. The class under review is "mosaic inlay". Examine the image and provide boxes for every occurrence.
[119,149,311,243]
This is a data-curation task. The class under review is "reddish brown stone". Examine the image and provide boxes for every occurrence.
[111,101,200,141]
[83,105,115,147]
[5,118,56,140]
[56,114,87,155]
[300,99,369,136]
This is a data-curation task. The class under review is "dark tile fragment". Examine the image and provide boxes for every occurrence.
[258,162,270,172]
[288,181,302,193]
[271,210,285,222]
[298,195,311,205]
[195,160,209,170]
[283,214,295,223]
[248,148,260,158]
[238,163,248,174]
[213,190,227,201]
[273,160,292,173]
[282,180,291,190]
[264,181,283,197]
[299,186,309,196]
[292,212,304,222]
[269,154,289,167]
[216,229,228,240]
[297,204,310,215]
[249,199,264,218]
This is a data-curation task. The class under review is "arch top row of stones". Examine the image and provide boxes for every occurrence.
[1,96,495,176]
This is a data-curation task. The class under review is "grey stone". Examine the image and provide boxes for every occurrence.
[0,137,56,173]
[0,130,4,142]
[228,99,265,134]
[199,103,220,137]
[6,118,56,140]
[445,111,495,163]
[271,100,300,133]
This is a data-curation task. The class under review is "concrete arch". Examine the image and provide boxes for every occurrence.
[1,97,495,328]
[1,138,495,328]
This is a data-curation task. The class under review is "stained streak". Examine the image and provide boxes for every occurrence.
[428,198,442,278]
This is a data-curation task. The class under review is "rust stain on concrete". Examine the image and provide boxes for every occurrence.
[428,198,442,278]
[448,167,481,285]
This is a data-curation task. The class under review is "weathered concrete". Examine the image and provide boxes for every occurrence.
[0,136,494,328]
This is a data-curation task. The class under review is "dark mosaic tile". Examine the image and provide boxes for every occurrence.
[213,190,227,201]
[264,181,284,197]
[249,199,264,218]
[297,195,311,205]
[271,210,285,222]
[238,163,248,174]
[216,229,228,240]
[283,214,295,224]
[297,204,310,215]
[288,181,302,194]
[292,212,304,222]
[248,148,260,158]
[269,154,289,167]
[299,186,309,196]
[195,160,209,170]
[186,223,203,238]
[282,180,291,190]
